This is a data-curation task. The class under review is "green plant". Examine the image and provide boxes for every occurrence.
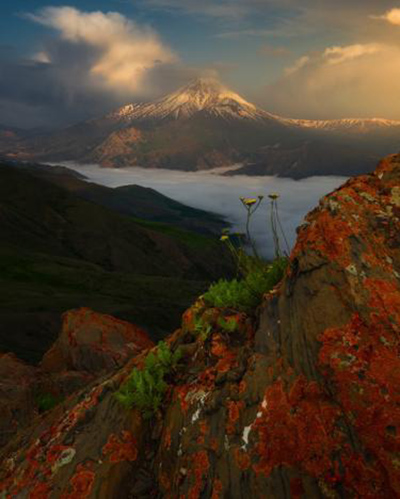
[115,341,182,418]
[193,316,213,340]
[268,194,290,257]
[217,316,239,333]
[35,392,64,413]
[204,257,288,312]
[239,196,264,258]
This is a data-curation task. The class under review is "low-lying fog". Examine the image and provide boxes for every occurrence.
[60,162,347,259]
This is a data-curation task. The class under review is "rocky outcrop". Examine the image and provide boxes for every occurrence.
[0,155,399,497]
[0,309,153,455]
[41,308,153,373]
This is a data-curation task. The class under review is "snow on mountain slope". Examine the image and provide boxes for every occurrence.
[278,116,400,133]
[107,77,400,134]
[108,77,277,123]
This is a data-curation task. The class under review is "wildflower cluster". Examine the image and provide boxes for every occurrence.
[205,191,290,311]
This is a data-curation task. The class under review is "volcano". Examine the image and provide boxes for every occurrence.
[5,77,400,178]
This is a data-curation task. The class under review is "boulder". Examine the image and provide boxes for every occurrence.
[41,308,154,373]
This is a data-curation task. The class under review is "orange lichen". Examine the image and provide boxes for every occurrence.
[102,431,138,463]
[187,450,209,499]
[211,478,223,499]
[163,428,172,450]
[252,376,343,478]
[293,210,354,266]
[319,313,400,495]
[235,447,251,471]
[61,462,95,499]
[226,400,245,435]
[29,481,51,499]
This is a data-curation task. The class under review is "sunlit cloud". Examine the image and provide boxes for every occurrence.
[284,55,310,75]
[27,7,177,95]
[371,7,400,26]
[261,41,400,119]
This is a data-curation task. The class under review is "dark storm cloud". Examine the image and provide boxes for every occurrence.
[0,7,193,129]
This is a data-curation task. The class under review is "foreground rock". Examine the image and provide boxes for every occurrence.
[0,155,399,497]
[0,310,152,455]
[41,308,154,373]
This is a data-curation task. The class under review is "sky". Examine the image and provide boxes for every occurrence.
[2,1,400,127]
[59,161,346,259]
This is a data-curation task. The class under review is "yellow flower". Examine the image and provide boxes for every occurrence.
[268,193,280,200]
[220,235,229,241]
[241,197,258,206]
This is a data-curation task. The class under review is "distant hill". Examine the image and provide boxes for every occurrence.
[1,158,227,235]
[0,162,233,363]
[4,77,400,178]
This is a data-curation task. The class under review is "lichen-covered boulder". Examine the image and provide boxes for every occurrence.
[0,155,399,498]
[41,308,154,373]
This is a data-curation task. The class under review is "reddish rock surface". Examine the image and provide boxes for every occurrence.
[41,308,154,373]
[0,155,399,498]
[0,353,38,448]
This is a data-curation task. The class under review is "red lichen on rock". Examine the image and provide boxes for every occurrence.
[29,480,52,499]
[211,478,223,498]
[60,462,95,499]
[163,427,172,450]
[235,447,251,471]
[319,312,400,496]
[226,400,245,435]
[293,210,354,266]
[102,431,138,463]
[187,450,210,499]
[252,376,343,478]
[42,308,153,373]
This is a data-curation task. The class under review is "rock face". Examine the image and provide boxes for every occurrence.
[0,309,153,454]
[1,155,400,498]
[41,308,154,373]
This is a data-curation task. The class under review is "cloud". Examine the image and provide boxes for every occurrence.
[0,7,197,128]
[58,161,346,259]
[28,7,177,95]
[371,8,400,26]
[322,44,382,65]
[284,55,310,75]
[260,42,400,119]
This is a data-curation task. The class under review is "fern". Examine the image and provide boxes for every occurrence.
[217,316,239,333]
[204,257,288,312]
[193,316,213,340]
[115,341,181,418]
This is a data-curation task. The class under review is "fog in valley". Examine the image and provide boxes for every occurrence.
[61,163,347,259]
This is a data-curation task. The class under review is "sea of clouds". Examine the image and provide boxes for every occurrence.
[60,162,347,259]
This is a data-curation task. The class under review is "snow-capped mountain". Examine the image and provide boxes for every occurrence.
[107,77,400,134]
[108,77,276,123]
[6,77,400,178]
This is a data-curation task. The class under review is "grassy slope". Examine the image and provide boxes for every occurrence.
[0,164,233,363]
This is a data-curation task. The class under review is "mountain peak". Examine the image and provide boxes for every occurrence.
[111,77,272,122]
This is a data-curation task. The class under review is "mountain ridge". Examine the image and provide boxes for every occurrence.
[3,77,400,178]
